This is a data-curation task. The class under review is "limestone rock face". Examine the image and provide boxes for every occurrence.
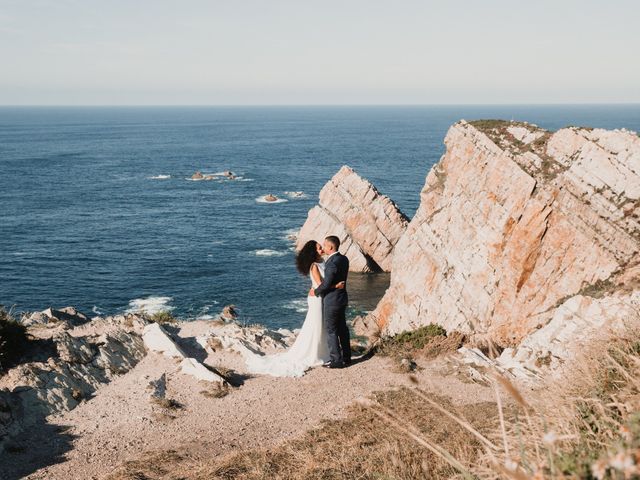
[195,320,295,357]
[179,358,226,384]
[142,323,186,358]
[21,306,88,327]
[369,120,640,347]
[297,166,409,272]
[0,314,146,451]
[498,290,640,379]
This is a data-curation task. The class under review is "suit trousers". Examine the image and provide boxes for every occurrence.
[324,302,351,365]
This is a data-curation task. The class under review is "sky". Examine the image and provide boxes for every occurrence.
[0,0,639,105]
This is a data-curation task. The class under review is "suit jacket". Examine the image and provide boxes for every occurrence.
[314,252,349,307]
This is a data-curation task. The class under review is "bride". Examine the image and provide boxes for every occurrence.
[243,240,345,377]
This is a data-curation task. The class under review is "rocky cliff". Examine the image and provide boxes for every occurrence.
[0,306,295,453]
[365,120,640,358]
[297,166,409,272]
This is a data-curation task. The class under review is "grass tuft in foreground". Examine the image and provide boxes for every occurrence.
[483,330,640,479]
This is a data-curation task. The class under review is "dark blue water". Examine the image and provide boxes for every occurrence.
[1,105,639,328]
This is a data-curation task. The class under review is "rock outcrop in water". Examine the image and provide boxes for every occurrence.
[297,166,409,272]
[363,120,640,376]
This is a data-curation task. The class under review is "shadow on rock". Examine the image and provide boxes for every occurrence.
[0,422,77,480]
[174,335,209,362]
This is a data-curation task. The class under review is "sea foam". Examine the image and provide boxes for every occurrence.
[283,299,308,313]
[284,191,308,199]
[126,296,174,315]
[255,249,288,257]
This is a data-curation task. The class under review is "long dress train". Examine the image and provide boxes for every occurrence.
[243,262,330,377]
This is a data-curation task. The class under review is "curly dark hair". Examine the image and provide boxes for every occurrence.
[296,240,321,275]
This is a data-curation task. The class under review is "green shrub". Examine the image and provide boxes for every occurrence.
[0,307,30,373]
[377,324,453,362]
[380,324,447,351]
[148,310,177,324]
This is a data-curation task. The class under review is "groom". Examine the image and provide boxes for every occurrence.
[310,235,351,368]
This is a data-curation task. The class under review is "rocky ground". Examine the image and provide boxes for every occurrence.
[0,307,496,480]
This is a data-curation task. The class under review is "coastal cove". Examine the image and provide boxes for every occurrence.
[1,105,639,329]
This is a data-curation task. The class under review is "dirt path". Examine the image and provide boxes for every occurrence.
[2,323,495,480]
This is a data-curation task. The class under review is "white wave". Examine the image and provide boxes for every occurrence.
[195,303,215,320]
[283,299,308,313]
[148,174,171,180]
[284,191,308,199]
[255,249,288,257]
[126,296,174,315]
[92,306,104,315]
[256,195,288,204]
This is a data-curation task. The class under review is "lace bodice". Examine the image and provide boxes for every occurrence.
[311,261,325,288]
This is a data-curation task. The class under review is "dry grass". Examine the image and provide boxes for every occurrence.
[210,365,233,379]
[466,119,568,181]
[151,397,184,411]
[108,387,498,480]
[200,383,230,399]
[477,332,640,479]
[108,325,640,480]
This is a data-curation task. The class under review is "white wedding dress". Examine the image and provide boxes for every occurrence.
[243,262,330,377]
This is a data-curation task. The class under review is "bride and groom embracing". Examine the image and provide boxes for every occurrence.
[244,235,352,377]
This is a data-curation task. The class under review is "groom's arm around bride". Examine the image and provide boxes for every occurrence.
[313,257,339,298]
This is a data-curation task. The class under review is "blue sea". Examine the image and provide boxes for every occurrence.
[1,105,639,329]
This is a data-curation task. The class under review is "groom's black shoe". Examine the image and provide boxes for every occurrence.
[323,362,345,369]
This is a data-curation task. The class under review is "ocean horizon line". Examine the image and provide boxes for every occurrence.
[1,102,639,108]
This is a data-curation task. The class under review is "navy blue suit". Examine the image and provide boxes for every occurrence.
[314,252,351,365]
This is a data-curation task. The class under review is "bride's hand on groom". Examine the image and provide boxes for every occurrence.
[309,282,343,297]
